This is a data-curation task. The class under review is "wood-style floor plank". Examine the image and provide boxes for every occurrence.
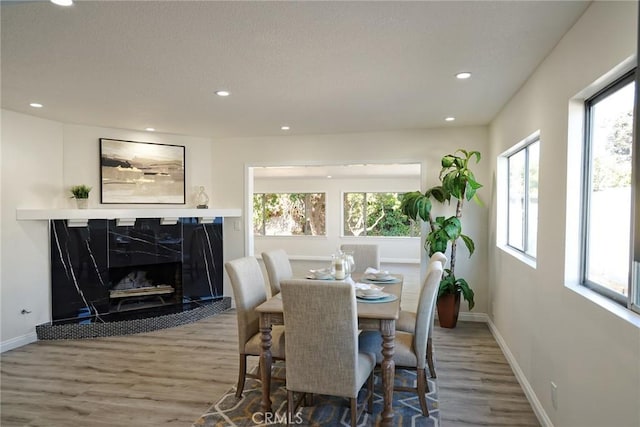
[1,310,539,426]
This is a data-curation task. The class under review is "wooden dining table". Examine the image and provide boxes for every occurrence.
[255,274,403,427]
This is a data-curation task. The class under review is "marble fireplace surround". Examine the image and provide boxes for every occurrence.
[17,208,240,339]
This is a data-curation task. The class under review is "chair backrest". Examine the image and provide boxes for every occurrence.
[413,257,445,368]
[428,251,447,271]
[225,256,268,353]
[280,279,360,398]
[426,252,447,338]
[340,244,380,273]
[261,249,293,296]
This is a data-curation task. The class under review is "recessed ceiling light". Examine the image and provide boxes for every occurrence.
[50,0,73,6]
[445,117,456,122]
[145,127,155,132]
[281,126,290,131]
[327,175,332,179]
[455,72,472,79]
[215,90,230,97]
[29,103,43,108]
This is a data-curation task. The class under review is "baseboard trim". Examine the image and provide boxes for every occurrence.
[486,318,553,427]
[1,331,37,353]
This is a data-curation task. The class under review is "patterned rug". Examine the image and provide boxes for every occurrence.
[193,365,439,426]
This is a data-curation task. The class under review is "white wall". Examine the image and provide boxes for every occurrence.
[488,2,640,426]
[1,111,64,349]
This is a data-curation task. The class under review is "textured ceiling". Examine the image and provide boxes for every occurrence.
[1,0,590,138]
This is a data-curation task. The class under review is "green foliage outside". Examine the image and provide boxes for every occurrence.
[344,192,419,237]
[593,110,633,191]
[253,193,326,236]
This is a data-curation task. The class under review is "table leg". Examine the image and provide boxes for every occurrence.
[380,319,395,426]
[259,315,273,414]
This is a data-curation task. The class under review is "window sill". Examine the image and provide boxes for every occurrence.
[566,282,640,329]
[497,244,537,269]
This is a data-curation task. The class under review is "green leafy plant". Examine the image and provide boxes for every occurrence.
[70,185,92,199]
[400,149,482,310]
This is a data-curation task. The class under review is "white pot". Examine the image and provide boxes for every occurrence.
[76,198,88,209]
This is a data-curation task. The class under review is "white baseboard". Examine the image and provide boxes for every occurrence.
[486,318,553,427]
[1,331,37,353]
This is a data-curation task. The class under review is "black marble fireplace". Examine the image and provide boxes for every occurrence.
[49,217,224,324]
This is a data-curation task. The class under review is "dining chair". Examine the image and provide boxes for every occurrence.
[397,251,447,378]
[225,256,286,398]
[280,279,376,427]
[261,249,293,297]
[340,244,380,273]
[359,256,444,416]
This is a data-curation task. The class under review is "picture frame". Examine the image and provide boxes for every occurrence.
[99,138,185,204]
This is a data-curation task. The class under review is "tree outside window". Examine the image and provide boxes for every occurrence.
[343,192,419,237]
[253,193,326,236]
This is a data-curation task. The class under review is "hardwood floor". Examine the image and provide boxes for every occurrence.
[434,322,540,426]
[1,311,539,426]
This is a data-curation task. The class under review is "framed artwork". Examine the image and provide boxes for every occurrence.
[100,138,185,204]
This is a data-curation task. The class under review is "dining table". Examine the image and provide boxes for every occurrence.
[255,273,403,427]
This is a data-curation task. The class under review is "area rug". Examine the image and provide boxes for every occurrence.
[193,365,439,426]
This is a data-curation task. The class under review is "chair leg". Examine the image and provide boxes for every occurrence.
[427,337,437,378]
[287,390,294,427]
[417,368,429,417]
[367,370,374,413]
[350,397,357,427]
[236,354,247,398]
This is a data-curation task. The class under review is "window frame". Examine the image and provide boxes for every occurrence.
[580,69,636,308]
[505,133,540,259]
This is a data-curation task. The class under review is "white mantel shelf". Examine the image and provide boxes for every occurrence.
[16,208,242,221]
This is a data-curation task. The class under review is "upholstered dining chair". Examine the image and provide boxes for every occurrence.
[359,256,444,417]
[397,251,447,378]
[261,249,293,297]
[280,279,376,427]
[340,244,380,273]
[225,256,286,398]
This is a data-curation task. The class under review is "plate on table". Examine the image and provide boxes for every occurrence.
[362,275,400,284]
[356,291,389,300]
[356,293,398,303]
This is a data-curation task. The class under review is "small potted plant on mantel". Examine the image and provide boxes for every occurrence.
[400,149,483,328]
[70,185,92,209]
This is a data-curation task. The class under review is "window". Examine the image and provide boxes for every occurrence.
[343,192,419,237]
[253,193,326,236]
[506,135,540,258]
[582,70,635,305]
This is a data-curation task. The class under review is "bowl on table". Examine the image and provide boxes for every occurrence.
[309,269,333,280]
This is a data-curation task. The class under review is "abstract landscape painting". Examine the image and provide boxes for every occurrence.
[100,138,185,204]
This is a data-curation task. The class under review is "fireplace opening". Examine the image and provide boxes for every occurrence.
[108,262,182,312]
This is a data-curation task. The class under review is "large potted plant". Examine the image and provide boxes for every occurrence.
[400,149,482,328]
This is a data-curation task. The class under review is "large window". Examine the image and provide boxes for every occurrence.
[506,136,539,258]
[582,70,635,305]
[343,192,419,237]
[253,193,326,236]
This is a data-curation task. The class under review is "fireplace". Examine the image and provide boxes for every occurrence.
[108,262,181,312]
[50,217,224,323]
